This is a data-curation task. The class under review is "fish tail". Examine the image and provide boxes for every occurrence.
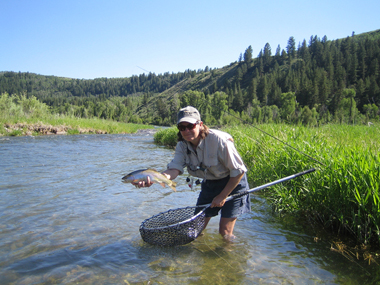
[169,181,176,192]
[169,184,176,192]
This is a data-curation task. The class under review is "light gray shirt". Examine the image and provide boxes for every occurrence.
[167,129,247,180]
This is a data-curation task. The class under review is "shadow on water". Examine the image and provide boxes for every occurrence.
[1,134,380,284]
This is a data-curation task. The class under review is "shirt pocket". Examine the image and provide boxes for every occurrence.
[203,152,219,167]
[204,154,229,179]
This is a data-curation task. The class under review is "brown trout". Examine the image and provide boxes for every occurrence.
[122,169,176,192]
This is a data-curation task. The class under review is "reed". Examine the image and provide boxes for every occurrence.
[224,123,380,245]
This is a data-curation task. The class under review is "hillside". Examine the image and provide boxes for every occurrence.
[1,29,380,126]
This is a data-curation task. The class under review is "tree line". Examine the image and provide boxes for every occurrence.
[0,29,379,126]
[222,31,380,124]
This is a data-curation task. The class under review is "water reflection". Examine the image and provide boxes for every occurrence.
[0,134,379,284]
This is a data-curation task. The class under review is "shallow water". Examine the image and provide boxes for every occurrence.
[0,133,379,284]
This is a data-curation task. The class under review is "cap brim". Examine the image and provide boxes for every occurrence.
[178,117,198,124]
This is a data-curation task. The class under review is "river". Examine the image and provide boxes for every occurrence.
[0,132,378,284]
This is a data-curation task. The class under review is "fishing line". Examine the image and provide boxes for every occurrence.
[132,66,326,167]
[213,106,326,167]
[136,66,151,73]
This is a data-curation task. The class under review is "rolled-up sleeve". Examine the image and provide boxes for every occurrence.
[167,142,187,174]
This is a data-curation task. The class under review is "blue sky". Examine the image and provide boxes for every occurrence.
[1,0,379,79]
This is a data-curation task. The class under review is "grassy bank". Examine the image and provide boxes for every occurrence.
[0,93,152,136]
[1,116,152,136]
[154,123,380,246]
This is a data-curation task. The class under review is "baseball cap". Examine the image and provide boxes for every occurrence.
[177,106,201,124]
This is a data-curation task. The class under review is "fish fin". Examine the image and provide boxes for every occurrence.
[169,185,177,192]
[159,182,166,188]
[170,181,177,192]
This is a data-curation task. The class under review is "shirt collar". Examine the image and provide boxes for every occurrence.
[185,137,205,152]
[197,137,205,150]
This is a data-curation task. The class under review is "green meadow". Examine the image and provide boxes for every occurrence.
[154,124,380,246]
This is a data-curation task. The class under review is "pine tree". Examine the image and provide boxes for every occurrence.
[263,43,272,72]
[257,76,269,105]
[357,42,367,80]
[232,83,244,112]
[318,71,330,109]
[275,45,282,65]
[298,39,311,62]
[244,45,253,66]
[368,75,380,105]
[286,36,296,60]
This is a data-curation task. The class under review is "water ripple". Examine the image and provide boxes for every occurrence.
[0,134,377,284]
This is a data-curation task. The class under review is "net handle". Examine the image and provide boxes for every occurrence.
[198,168,316,207]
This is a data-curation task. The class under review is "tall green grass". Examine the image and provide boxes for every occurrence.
[154,123,380,245]
[226,124,380,245]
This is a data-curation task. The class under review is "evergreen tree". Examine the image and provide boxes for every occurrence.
[368,75,380,104]
[274,45,282,65]
[355,78,367,110]
[286,36,296,60]
[246,78,258,106]
[232,83,244,112]
[357,42,367,80]
[257,76,269,105]
[318,71,330,109]
[244,45,253,66]
[263,43,272,72]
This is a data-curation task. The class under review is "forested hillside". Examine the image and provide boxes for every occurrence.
[1,29,379,126]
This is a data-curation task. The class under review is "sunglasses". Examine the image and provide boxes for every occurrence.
[177,122,198,131]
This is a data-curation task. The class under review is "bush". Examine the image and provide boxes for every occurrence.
[154,127,178,147]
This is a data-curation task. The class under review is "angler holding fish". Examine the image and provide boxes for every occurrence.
[124,106,250,242]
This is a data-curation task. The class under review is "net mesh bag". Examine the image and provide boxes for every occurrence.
[139,206,207,246]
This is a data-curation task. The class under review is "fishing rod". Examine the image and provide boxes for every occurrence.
[133,66,326,167]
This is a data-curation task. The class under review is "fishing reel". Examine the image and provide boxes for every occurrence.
[186,177,201,190]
